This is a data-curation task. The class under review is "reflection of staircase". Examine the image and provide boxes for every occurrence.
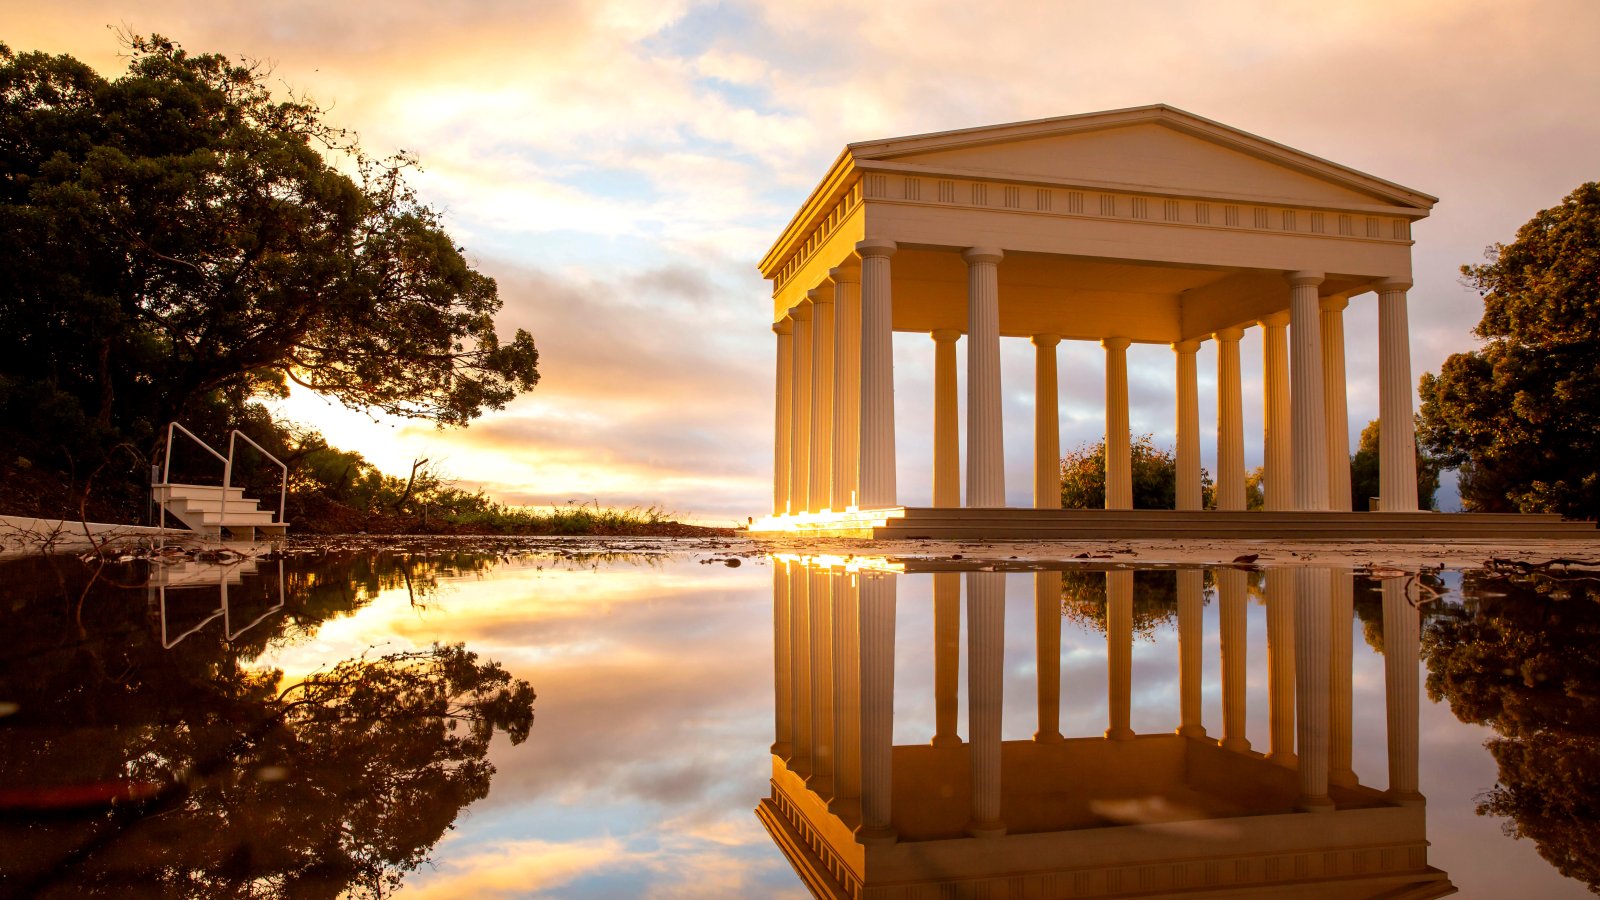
[151,484,287,541]
[148,558,255,589]
[148,557,285,647]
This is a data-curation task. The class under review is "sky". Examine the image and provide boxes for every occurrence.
[6,0,1600,523]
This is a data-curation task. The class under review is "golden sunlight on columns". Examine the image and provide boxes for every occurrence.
[809,288,836,513]
[789,562,813,774]
[1034,334,1062,509]
[966,571,1007,837]
[858,571,898,843]
[1265,569,1297,767]
[932,330,962,508]
[791,302,814,514]
[858,241,898,510]
[1214,327,1247,510]
[1321,297,1353,511]
[773,320,794,515]
[1378,280,1420,512]
[832,266,863,511]
[1103,338,1133,510]
[1177,569,1207,738]
[831,570,862,816]
[964,248,1006,508]
[1218,567,1251,752]
[1174,340,1202,511]
[772,559,792,758]
[1293,568,1335,811]
[808,565,836,798]
[1383,576,1424,805]
[1034,570,1063,742]
[932,572,963,747]
[1329,569,1356,786]
[1106,571,1135,741]
[1288,273,1330,511]
[1260,312,1292,511]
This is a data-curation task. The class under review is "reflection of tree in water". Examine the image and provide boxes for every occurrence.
[0,554,535,898]
[1060,569,1215,639]
[1422,572,1600,892]
[1352,572,1451,654]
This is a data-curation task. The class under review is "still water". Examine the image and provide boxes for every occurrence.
[0,542,1594,897]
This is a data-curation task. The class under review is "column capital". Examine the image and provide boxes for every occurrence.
[791,299,813,320]
[1214,326,1245,342]
[807,286,833,305]
[1101,336,1131,351]
[1376,277,1413,293]
[856,238,897,259]
[1319,295,1350,312]
[774,318,793,335]
[931,328,961,343]
[829,263,861,284]
[1259,311,1291,328]
[1287,270,1326,287]
[1032,333,1061,348]
[962,246,1004,266]
[1172,339,1201,354]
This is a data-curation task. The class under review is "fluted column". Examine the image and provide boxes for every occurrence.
[1174,340,1202,510]
[774,320,794,515]
[832,266,863,511]
[858,241,898,510]
[1034,334,1062,508]
[791,302,814,514]
[1265,568,1297,766]
[1215,327,1247,511]
[967,570,1006,837]
[932,330,962,508]
[789,561,813,774]
[858,571,898,843]
[1177,568,1207,738]
[964,247,1005,508]
[932,572,963,747]
[1321,297,1353,511]
[809,287,836,513]
[1293,567,1334,811]
[772,559,792,757]
[1104,337,1133,510]
[1288,272,1329,511]
[831,570,862,814]
[1218,567,1251,752]
[809,565,835,796]
[1106,571,1134,740]
[1329,568,1356,786]
[1383,576,1424,805]
[1378,280,1419,512]
[1260,312,1292,511]
[1035,570,1063,742]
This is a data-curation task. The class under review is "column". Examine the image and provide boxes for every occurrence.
[1174,340,1202,510]
[1378,280,1419,512]
[1104,337,1133,510]
[809,287,836,513]
[1288,272,1329,511]
[789,561,812,774]
[1383,576,1424,805]
[1265,568,1296,766]
[932,330,962,508]
[1106,571,1134,740]
[931,572,962,747]
[831,569,862,814]
[858,570,898,843]
[1293,567,1335,811]
[1329,568,1356,786]
[964,247,1005,508]
[1034,334,1062,508]
[772,558,792,757]
[1260,312,1291,511]
[1321,297,1353,511]
[1177,568,1207,738]
[791,302,814,514]
[858,241,898,510]
[967,570,1006,837]
[1035,570,1063,742]
[809,565,835,796]
[832,266,863,511]
[1215,327,1247,510]
[1218,567,1251,752]
[774,320,794,515]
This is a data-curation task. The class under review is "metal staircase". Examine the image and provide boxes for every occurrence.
[152,422,290,541]
[147,556,286,647]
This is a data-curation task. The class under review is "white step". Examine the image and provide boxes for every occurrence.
[153,483,250,502]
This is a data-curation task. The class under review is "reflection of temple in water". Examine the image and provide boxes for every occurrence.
[756,558,1456,898]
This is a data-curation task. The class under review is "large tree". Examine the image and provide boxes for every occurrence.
[0,36,539,472]
[1349,418,1441,511]
[1059,435,1215,509]
[1417,183,1600,518]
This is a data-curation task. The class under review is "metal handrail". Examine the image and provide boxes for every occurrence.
[226,430,289,526]
[161,421,228,486]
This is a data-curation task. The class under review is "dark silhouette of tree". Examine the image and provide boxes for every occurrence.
[1349,418,1441,511]
[1059,569,1200,638]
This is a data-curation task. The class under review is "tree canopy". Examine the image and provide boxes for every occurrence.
[1349,418,1441,511]
[1059,435,1214,509]
[1418,183,1600,518]
[0,36,539,475]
